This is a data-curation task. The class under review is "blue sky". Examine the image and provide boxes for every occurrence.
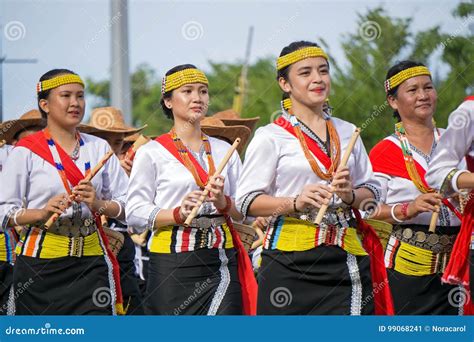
[1,0,470,121]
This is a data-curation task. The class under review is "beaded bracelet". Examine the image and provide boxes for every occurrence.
[401,202,410,218]
[293,195,300,213]
[173,207,184,225]
[341,190,356,206]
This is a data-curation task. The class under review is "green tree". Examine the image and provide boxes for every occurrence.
[86,3,473,147]
[330,4,473,148]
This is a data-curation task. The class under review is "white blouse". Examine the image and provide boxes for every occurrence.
[236,112,381,220]
[426,99,474,195]
[0,144,12,173]
[373,134,462,227]
[126,136,242,233]
[0,133,128,232]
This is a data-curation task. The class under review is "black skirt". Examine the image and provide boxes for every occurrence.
[145,248,242,315]
[0,261,13,315]
[13,255,114,315]
[257,246,374,315]
[388,269,461,315]
[117,233,144,315]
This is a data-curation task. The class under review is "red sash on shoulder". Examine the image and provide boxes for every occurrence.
[17,131,126,314]
[156,133,258,315]
[155,133,209,186]
[443,96,474,314]
[369,138,431,188]
[273,117,332,169]
[16,131,84,186]
[370,138,462,219]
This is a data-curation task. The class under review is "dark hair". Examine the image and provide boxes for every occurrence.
[160,64,198,120]
[385,60,428,121]
[277,41,328,81]
[37,69,78,119]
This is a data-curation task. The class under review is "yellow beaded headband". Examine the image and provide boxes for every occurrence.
[161,68,209,95]
[277,46,329,71]
[36,74,85,94]
[384,66,431,93]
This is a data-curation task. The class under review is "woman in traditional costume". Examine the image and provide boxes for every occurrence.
[0,69,129,315]
[0,110,45,314]
[0,135,15,315]
[126,64,257,315]
[236,41,392,315]
[426,96,474,302]
[369,60,468,314]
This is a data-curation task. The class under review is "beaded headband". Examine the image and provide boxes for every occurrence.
[277,46,329,71]
[161,68,209,95]
[384,66,431,93]
[36,74,85,94]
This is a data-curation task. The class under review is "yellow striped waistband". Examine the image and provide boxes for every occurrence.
[384,236,451,276]
[264,217,368,256]
[15,227,104,259]
[150,222,234,254]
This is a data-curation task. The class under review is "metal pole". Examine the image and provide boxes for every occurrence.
[0,23,4,122]
[110,0,132,124]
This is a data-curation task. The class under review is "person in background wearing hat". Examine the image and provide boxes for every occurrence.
[79,107,146,315]
[0,69,129,315]
[236,41,391,315]
[0,110,46,314]
[1,110,46,146]
[426,96,474,304]
[0,127,15,315]
[126,64,257,315]
[201,111,267,273]
[369,61,467,314]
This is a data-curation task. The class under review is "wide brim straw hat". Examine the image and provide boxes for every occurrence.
[200,117,251,155]
[79,107,146,136]
[212,109,259,133]
[0,110,45,144]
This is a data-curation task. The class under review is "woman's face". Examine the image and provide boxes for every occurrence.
[279,56,330,108]
[40,81,85,129]
[164,83,209,123]
[388,75,437,123]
